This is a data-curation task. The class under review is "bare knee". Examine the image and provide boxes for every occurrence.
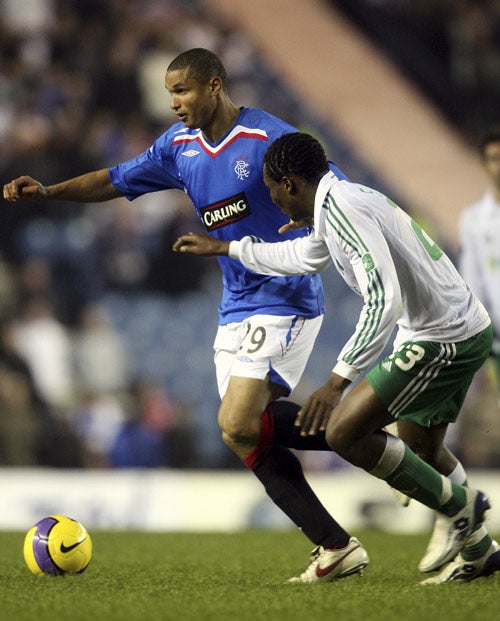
[326,415,357,458]
[218,376,276,453]
[218,398,263,455]
[326,395,390,468]
[326,377,391,460]
[219,413,260,448]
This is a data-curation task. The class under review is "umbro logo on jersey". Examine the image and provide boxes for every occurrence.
[200,192,251,231]
[181,149,200,157]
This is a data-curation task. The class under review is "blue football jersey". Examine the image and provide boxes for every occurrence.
[109,107,347,323]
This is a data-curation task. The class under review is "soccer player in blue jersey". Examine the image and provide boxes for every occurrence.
[3,49,368,582]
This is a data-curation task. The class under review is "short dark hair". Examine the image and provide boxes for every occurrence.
[167,48,227,88]
[264,132,329,184]
[479,127,500,157]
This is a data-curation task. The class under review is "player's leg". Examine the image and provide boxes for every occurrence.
[393,420,463,507]
[396,421,457,474]
[386,420,457,507]
[218,374,349,544]
[261,400,331,451]
[214,314,328,456]
[325,377,489,569]
[396,420,498,581]
[214,316,368,582]
[396,329,498,581]
[218,375,368,582]
[327,331,494,573]
[397,421,492,560]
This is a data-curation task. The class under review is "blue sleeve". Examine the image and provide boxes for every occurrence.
[328,160,349,181]
[109,133,184,200]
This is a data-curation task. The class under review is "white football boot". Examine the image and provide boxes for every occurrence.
[420,539,500,584]
[419,488,490,573]
[287,537,369,583]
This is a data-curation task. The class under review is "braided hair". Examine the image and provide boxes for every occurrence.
[167,48,227,88]
[264,132,329,184]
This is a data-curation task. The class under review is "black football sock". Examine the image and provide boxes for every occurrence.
[252,445,350,549]
[265,400,331,451]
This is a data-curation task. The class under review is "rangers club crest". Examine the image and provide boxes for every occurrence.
[232,155,252,180]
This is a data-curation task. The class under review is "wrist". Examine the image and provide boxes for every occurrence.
[328,372,352,393]
[332,360,360,383]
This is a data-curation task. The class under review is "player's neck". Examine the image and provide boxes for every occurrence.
[202,100,241,143]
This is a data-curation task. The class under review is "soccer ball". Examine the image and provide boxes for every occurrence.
[23,515,92,575]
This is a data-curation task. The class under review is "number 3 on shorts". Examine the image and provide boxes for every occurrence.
[389,343,425,371]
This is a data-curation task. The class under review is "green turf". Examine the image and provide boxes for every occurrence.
[1,529,497,621]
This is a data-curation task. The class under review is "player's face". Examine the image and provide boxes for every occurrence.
[165,69,218,130]
[263,169,310,222]
[483,141,500,192]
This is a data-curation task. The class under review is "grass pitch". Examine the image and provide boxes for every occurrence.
[1,529,497,621]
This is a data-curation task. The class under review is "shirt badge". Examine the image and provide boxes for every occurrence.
[362,253,375,272]
[232,155,252,180]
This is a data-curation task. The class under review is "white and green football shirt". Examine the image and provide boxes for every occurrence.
[229,172,490,382]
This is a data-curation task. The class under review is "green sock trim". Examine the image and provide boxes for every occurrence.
[461,532,493,561]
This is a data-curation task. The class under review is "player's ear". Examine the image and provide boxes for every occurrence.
[282,176,296,195]
[209,76,223,95]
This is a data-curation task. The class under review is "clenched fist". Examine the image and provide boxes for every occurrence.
[3,176,48,202]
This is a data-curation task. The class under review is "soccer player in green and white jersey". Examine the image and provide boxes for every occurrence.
[459,128,500,394]
[174,132,500,584]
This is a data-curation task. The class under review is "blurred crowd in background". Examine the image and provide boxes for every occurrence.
[331,0,500,142]
[0,0,499,470]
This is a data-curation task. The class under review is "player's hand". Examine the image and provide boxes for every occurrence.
[295,374,350,436]
[3,176,48,202]
[172,232,230,256]
[278,217,313,235]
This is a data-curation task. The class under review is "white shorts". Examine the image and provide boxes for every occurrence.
[213,314,323,398]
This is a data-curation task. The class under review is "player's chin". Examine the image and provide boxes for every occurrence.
[180,117,196,128]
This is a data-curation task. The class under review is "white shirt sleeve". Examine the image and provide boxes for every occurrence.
[326,193,403,380]
[228,235,333,275]
[459,205,486,302]
[331,243,401,380]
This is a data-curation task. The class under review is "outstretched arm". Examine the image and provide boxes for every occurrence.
[3,169,122,203]
[173,233,230,256]
[174,232,332,276]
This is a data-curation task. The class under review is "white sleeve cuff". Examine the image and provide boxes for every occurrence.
[228,240,241,260]
[332,360,361,382]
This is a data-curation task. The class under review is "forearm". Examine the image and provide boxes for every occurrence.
[229,235,332,276]
[334,298,400,381]
[46,169,122,202]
